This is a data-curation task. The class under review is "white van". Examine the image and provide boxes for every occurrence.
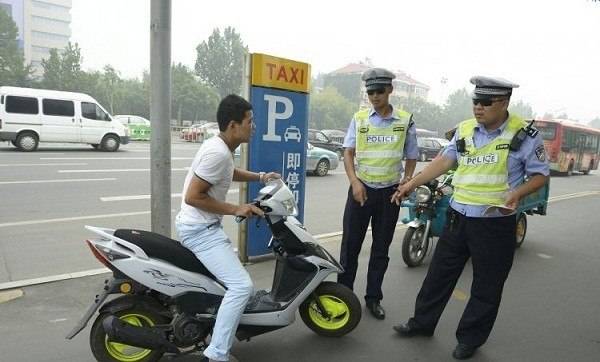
[0,87,129,151]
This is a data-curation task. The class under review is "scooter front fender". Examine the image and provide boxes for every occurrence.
[406,219,424,229]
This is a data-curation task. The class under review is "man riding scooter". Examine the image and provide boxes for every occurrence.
[175,94,280,362]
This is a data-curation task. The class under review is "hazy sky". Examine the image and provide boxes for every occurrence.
[71,0,600,122]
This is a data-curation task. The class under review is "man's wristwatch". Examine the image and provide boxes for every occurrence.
[258,172,265,183]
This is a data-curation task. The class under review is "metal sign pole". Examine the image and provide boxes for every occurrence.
[238,53,252,263]
[149,0,172,237]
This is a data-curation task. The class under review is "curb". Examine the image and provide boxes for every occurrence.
[0,224,408,291]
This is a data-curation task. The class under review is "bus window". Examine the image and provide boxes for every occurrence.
[585,134,600,152]
[537,124,556,140]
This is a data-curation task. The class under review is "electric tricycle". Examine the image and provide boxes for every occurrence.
[400,173,549,267]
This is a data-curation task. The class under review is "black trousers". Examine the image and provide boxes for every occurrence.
[409,207,516,347]
[337,182,400,302]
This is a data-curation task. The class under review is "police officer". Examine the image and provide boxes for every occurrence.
[391,76,549,359]
[338,68,418,320]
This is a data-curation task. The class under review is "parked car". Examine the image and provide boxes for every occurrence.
[307,142,339,176]
[308,129,344,159]
[0,86,129,151]
[114,115,150,141]
[180,122,219,142]
[417,137,449,161]
[320,129,346,144]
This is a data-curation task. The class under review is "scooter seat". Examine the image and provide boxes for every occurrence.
[114,229,216,280]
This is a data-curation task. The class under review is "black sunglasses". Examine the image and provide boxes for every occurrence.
[367,89,386,96]
[472,98,505,106]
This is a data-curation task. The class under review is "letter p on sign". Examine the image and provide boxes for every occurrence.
[263,95,294,142]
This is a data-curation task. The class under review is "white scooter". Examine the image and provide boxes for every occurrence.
[66,179,361,362]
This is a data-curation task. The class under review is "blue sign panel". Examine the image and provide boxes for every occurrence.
[246,86,308,256]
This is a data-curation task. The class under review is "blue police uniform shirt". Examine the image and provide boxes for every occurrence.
[441,115,550,217]
[343,106,419,188]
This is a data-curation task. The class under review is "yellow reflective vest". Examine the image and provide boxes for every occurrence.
[453,114,527,206]
[355,108,411,184]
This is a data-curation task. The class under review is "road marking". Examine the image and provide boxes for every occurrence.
[0,178,117,185]
[0,162,88,167]
[0,288,24,303]
[315,223,408,242]
[42,157,193,160]
[537,253,553,259]
[100,189,239,202]
[58,168,189,173]
[452,289,468,301]
[0,210,174,228]
[548,191,600,203]
[49,318,68,323]
[0,268,110,291]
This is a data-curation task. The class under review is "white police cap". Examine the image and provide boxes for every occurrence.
[470,75,519,98]
[362,68,395,91]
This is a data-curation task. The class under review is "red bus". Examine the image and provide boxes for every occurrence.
[533,119,600,175]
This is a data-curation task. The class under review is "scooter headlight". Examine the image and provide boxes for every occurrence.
[415,186,432,203]
[281,197,298,216]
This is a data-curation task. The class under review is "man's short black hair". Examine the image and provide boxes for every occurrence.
[216,95,252,132]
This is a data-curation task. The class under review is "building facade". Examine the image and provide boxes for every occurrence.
[0,0,72,75]
[328,62,430,107]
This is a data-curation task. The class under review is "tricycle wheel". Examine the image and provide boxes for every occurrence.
[516,212,527,248]
[402,226,429,267]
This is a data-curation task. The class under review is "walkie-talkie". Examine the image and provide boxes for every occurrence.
[456,138,466,153]
[510,119,535,151]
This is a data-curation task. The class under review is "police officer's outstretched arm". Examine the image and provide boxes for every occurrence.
[391,155,456,205]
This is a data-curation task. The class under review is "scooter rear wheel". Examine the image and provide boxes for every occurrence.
[90,308,168,362]
[299,282,361,337]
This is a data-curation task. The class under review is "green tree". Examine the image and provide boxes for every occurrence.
[440,88,473,131]
[509,99,535,119]
[0,8,32,86]
[309,86,356,130]
[195,27,247,98]
[172,63,219,124]
[117,78,149,118]
[589,117,600,129]
[97,65,122,114]
[40,42,84,91]
[323,73,362,105]
[392,95,444,131]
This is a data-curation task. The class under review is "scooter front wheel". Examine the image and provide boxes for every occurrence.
[402,225,430,267]
[299,282,361,337]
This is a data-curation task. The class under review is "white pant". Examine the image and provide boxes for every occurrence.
[176,221,254,362]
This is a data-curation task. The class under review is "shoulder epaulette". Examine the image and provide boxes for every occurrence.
[526,127,539,138]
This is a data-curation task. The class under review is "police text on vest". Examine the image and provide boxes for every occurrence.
[366,135,398,143]
[461,153,499,165]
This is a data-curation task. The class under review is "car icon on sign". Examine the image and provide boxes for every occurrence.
[284,126,302,142]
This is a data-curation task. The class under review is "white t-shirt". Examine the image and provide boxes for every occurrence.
[177,136,234,224]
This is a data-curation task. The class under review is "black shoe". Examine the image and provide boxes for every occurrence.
[392,322,434,337]
[452,343,478,360]
[365,300,385,320]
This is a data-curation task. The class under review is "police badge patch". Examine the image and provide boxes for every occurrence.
[535,145,546,161]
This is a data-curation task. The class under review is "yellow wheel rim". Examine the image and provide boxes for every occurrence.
[308,294,350,330]
[105,314,154,361]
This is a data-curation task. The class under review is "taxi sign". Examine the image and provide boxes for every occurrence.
[251,53,311,93]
